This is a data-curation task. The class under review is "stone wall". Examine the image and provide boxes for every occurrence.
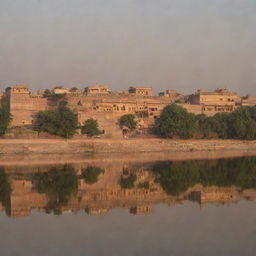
[1,138,256,154]
[3,86,255,134]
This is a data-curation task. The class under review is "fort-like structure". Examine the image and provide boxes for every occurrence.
[1,85,255,137]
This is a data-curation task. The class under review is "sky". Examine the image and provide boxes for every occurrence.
[0,0,256,95]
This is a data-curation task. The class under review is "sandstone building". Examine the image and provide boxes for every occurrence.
[241,95,256,107]
[189,88,239,114]
[1,85,255,137]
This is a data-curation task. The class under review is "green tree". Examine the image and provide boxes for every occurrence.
[196,106,256,140]
[228,107,256,140]
[82,118,102,137]
[119,114,137,129]
[195,114,212,138]
[35,103,78,138]
[156,104,196,139]
[0,97,12,135]
[81,166,104,184]
[208,112,230,139]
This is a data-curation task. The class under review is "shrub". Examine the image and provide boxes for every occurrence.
[82,118,102,137]
[119,114,137,129]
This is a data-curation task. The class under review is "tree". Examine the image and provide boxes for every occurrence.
[35,102,78,138]
[228,107,256,140]
[80,166,104,184]
[81,118,102,137]
[156,104,196,139]
[0,97,12,135]
[119,114,137,129]
[194,106,256,140]
[208,112,230,139]
[196,114,212,138]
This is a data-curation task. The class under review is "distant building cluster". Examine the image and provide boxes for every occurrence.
[0,84,255,137]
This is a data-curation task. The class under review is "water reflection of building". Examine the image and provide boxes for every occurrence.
[9,179,47,217]
[189,187,240,205]
[130,204,152,215]
[2,162,256,218]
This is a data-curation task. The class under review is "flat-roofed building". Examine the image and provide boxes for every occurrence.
[84,85,109,95]
[241,95,256,106]
[189,88,238,113]
[128,86,153,96]
[52,87,70,94]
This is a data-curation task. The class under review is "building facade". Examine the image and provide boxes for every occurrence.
[2,85,255,136]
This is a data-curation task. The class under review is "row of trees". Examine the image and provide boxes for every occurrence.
[155,104,256,140]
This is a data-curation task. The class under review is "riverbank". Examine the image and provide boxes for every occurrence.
[0,138,256,156]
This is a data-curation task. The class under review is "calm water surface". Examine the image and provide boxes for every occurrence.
[0,156,256,256]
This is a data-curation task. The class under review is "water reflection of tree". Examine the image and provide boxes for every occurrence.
[0,168,11,210]
[120,174,137,189]
[80,166,104,184]
[34,165,78,215]
[152,157,256,196]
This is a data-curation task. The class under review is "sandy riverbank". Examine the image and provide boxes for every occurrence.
[0,138,256,157]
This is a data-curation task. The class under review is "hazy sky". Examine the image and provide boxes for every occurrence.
[0,0,256,95]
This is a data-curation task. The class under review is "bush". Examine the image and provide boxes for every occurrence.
[119,114,137,129]
[35,102,78,138]
[156,104,196,139]
[82,118,102,137]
